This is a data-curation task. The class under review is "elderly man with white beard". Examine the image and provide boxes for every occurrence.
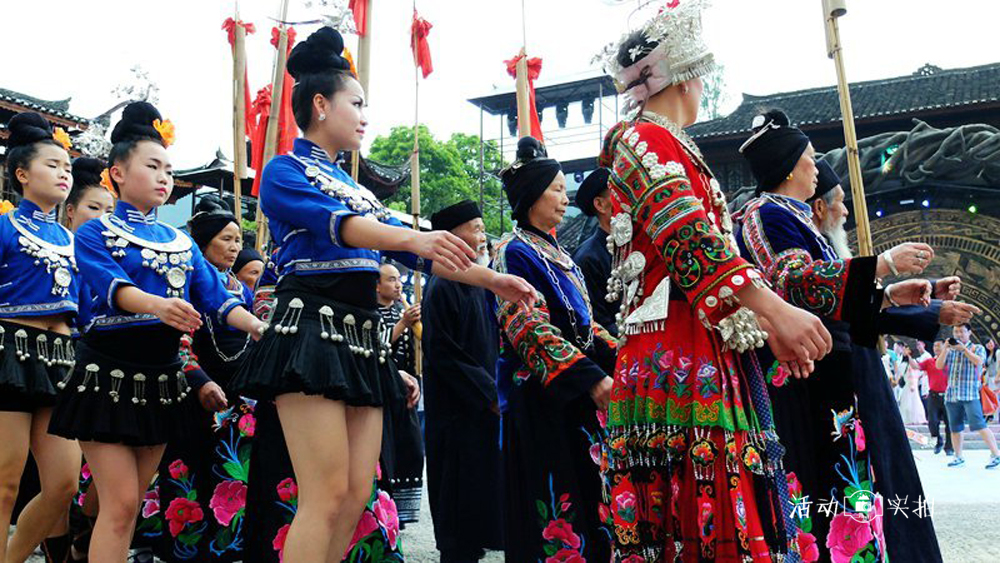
[808,159,980,562]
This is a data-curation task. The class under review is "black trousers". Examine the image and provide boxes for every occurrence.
[926,391,953,450]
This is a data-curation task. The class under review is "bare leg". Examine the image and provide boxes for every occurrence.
[128,446,164,546]
[952,432,964,458]
[978,428,1000,457]
[80,442,140,562]
[6,408,80,563]
[326,406,383,562]
[276,393,350,562]
[0,412,31,561]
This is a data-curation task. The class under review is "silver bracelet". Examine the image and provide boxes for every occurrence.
[880,250,899,276]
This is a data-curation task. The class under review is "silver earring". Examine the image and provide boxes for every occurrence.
[319,113,326,121]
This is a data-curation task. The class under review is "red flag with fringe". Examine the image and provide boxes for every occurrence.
[250,27,298,196]
[505,53,544,141]
[410,10,433,79]
[349,0,368,37]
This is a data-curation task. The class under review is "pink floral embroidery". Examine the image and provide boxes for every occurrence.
[81,463,91,480]
[373,490,400,549]
[826,512,874,563]
[854,418,866,452]
[621,555,646,563]
[272,524,290,562]
[542,518,581,549]
[347,511,379,554]
[210,480,247,526]
[168,459,189,480]
[141,488,160,519]
[786,471,803,498]
[238,413,256,437]
[589,442,602,465]
[797,531,820,562]
[615,490,637,524]
[165,497,203,537]
[771,364,789,387]
[545,548,585,563]
[276,477,298,503]
[870,495,885,549]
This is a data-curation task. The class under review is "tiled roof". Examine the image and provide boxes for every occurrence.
[0,87,90,125]
[687,63,1000,140]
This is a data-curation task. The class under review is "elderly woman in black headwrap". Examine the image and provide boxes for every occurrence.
[492,137,618,562]
[735,109,943,562]
[138,195,259,562]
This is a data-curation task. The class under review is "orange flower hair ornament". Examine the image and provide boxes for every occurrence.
[99,168,117,196]
[52,127,72,151]
[152,119,176,147]
[0,200,14,216]
[343,46,359,79]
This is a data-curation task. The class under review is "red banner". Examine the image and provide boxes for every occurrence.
[250,27,298,197]
[349,0,368,37]
[410,10,434,79]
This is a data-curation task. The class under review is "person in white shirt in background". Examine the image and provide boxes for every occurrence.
[909,340,933,411]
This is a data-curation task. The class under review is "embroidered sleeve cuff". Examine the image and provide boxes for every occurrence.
[690,262,763,326]
[107,278,135,310]
[330,209,360,248]
[216,297,244,326]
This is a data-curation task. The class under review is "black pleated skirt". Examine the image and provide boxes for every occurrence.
[231,273,395,407]
[49,325,187,446]
[0,319,73,412]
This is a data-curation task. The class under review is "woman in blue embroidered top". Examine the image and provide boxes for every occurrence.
[0,112,84,563]
[229,27,534,562]
[492,136,618,563]
[48,102,267,562]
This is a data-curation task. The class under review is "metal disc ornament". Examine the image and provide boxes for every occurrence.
[166,267,187,289]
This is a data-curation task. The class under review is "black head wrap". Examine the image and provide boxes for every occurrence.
[234,248,264,275]
[188,195,237,250]
[500,137,562,224]
[287,27,352,79]
[431,200,482,232]
[809,160,842,202]
[111,102,165,145]
[575,168,610,217]
[739,109,811,194]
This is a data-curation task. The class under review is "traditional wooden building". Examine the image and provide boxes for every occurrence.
[0,87,91,199]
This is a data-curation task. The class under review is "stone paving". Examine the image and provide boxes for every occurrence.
[16,448,999,562]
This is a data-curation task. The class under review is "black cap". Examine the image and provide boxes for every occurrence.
[431,200,482,232]
[808,160,842,202]
[234,248,264,274]
[575,168,610,217]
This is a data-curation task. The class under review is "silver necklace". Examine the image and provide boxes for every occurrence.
[514,228,595,351]
[8,213,77,297]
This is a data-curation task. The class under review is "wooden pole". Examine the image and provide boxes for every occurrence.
[352,0,373,182]
[823,1,873,256]
[231,4,248,222]
[254,0,291,254]
[410,2,423,375]
[514,48,531,139]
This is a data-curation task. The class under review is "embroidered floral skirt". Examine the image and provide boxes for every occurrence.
[604,307,791,562]
[502,378,612,563]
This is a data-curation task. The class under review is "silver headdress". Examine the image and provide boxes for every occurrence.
[595,0,716,113]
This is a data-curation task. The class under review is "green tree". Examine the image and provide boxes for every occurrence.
[698,64,730,122]
[368,126,513,236]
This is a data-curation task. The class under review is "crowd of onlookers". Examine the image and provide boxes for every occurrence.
[883,325,1000,469]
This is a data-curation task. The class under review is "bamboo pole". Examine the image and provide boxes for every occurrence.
[351,0,373,182]
[514,48,531,139]
[823,0,872,256]
[231,4,248,221]
[410,2,423,376]
[254,0,291,254]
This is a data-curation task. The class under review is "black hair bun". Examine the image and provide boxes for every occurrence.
[515,136,547,161]
[752,108,791,132]
[193,194,233,216]
[111,101,163,144]
[287,27,351,80]
[72,157,106,188]
[6,112,54,149]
